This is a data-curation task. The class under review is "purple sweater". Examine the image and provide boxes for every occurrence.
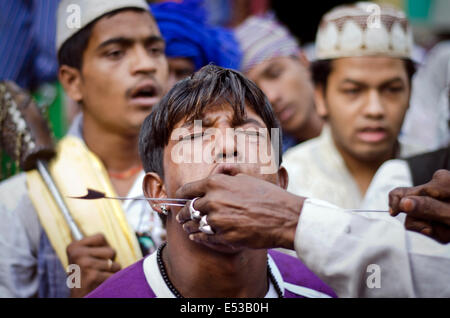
[87,249,336,298]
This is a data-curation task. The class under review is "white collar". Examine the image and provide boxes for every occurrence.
[142,251,283,298]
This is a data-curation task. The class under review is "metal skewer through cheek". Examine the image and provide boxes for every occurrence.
[346,209,389,213]
[70,189,392,212]
[68,188,189,209]
[152,202,186,208]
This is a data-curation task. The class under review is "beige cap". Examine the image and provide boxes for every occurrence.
[56,0,150,52]
[315,1,414,60]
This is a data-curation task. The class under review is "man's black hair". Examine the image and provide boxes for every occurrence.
[58,8,147,70]
[139,64,283,180]
[311,58,417,90]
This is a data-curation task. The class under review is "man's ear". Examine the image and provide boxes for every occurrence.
[277,166,289,190]
[143,172,167,214]
[314,85,328,118]
[58,65,83,103]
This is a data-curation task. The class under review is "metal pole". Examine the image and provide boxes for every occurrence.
[36,160,84,241]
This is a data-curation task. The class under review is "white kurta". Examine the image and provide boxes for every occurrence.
[362,159,413,211]
[283,125,418,210]
[283,125,365,209]
[284,126,450,297]
[294,198,450,297]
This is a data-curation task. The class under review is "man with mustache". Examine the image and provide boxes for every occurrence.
[172,3,450,297]
[87,65,336,298]
[283,2,420,210]
[0,0,168,297]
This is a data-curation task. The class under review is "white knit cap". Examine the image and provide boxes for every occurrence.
[235,12,300,73]
[315,1,414,60]
[56,0,150,52]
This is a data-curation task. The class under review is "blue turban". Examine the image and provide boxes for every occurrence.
[150,0,241,71]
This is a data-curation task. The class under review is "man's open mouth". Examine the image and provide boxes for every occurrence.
[129,82,160,107]
[132,86,156,98]
[356,127,388,143]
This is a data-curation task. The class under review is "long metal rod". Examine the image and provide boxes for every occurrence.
[346,209,389,213]
[102,196,188,202]
[70,191,390,212]
[37,160,84,241]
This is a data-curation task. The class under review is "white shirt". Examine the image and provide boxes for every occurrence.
[69,113,165,246]
[283,125,363,209]
[283,125,419,210]
[362,159,413,211]
[123,171,165,248]
[294,198,450,297]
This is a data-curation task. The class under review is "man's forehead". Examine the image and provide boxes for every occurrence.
[247,56,291,79]
[176,104,265,128]
[331,57,407,81]
[90,10,160,44]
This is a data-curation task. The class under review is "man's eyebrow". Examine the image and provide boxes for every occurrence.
[180,117,266,128]
[238,118,266,128]
[379,77,406,88]
[180,120,197,128]
[261,62,279,77]
[97,35,164,50]
[340,77,405,88]
[340,79,368,87]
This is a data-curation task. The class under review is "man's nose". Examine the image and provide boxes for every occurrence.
[214,128,239,162]
[364,90,385,119]
[260,84,281,111]
[130,45,157,75]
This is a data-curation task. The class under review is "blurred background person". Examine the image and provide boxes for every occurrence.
[234,13,323,153]
[150,0,242,89]
[399,41,450,154]
[283,2,417,209]
[363,56,449,212]
[0,0,67,180]
[0,0,169,298]
[0,1,58,90]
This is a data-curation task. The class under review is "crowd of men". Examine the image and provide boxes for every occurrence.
[0,0,449,298]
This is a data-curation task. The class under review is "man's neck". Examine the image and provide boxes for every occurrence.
[289,110,323,143]
[82,116,142,196]
[163,233,269,298]
[334,140,395,196]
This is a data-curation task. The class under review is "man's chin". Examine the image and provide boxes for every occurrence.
[127,111,154,131]
[198,240,245,254]
[353,144,394,162]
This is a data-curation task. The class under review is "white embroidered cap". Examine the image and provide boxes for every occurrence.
[315,1,414,60]
[56,0,150,52]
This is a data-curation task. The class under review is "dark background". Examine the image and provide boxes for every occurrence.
[272,0,355,44]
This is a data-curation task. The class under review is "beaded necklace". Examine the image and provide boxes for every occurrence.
[156,242,283,298]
